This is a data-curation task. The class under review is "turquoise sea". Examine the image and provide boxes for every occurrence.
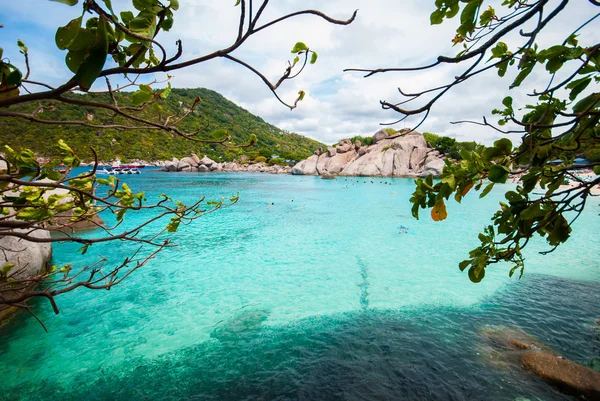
[1,171,599,400]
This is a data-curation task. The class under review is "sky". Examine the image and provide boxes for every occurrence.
[1,0,599,146]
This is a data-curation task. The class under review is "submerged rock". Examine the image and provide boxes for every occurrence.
[521,352,600,400]
[479,325,600,400]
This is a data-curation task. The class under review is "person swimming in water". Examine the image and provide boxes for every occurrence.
[398,225,408,233]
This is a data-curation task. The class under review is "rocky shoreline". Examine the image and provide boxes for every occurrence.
[158,154,292,174]
[292,129,445,177]
[153,129,446,178]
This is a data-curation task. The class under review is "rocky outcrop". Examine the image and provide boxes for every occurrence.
[0,230,52,320]
[521,351,600,399]
[292,130,445,177]
[479,326,600,400]
[162,154,292,175]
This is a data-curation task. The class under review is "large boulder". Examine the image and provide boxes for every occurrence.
[165,161,178,172]
[327,151,357,174]
[327,147,337,157]
[372,129,389,144]
[520,352,600,399]
[198,165,209,172]
[479,325,600,400]
[190,153,201,165]
[200,156,215,167]
[409,147,428,173]
[0,229,52,319]
[336,139,354,154]
[292,155,319,175]
[422,156,445,177]
[177,157,197,171]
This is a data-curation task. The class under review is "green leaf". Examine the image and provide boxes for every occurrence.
[6,69,22,86]
[1,263,15,276]
[161,16,174,31]
[50,0,78,5]
[510,62,535,89]
[566,77,591,101]
[78,244,90,255]
[502,96,513,109]
[441,174,456,189]
[75,47,107,91]
[65,50,86,73]
[121,11,135,25]
[65,28,95,51]
[572,93,599,114]
[430,9,444,25]
[493,138,512,154]
[310,51,318,64]
[170,0,179,10]
[479,182,495,198]
[101,0,114,14]
[132,0,154,11]
[520,202,545,220]
[291,42,309,53]
[129,10,157,37]
[16,39,28,54]
[131,88,154,105]
[488,165,509,183]
[468,266,485,283]
[55,16,83,50]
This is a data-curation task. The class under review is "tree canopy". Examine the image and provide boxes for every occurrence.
[349,0,600,282]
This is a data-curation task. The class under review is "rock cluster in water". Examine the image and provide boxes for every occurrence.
[160,154,292,174]
[291,129,445,177]
[480,326,600,400]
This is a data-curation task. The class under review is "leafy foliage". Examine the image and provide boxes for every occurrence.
[423,132,478,160]
[352,0,600,282]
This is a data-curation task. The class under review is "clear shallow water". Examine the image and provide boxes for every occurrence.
[1,172,599,400]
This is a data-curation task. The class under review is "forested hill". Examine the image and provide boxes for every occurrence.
[0,88,325,163]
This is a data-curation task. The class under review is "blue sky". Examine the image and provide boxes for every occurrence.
[2,0,599,145]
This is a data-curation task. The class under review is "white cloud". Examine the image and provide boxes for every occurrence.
[4,0,599,146]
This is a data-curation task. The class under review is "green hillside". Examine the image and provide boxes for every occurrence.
[0,88,324,163]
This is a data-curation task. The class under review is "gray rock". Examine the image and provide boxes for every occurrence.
[336,143,354,154]
[372,129,389,144]
[165,161,178,172]
[198,165,209,172]
[191,153,201,165]
[200,156,215,167]
[177,158,191,171]
[327,147,337,157]
[0,229,52,318]
[422,157,445,177]
[292,155,319,175]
